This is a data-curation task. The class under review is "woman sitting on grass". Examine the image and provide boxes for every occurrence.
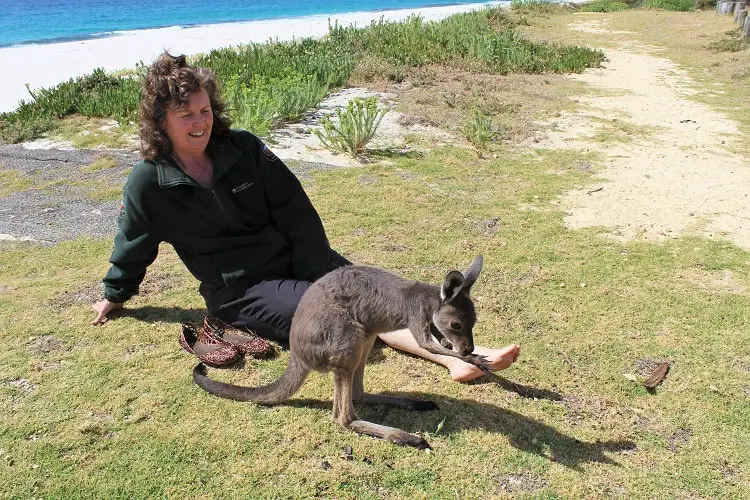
[90,51,520,382]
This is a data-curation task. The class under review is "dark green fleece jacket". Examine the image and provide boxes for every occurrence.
[103,130,338,312]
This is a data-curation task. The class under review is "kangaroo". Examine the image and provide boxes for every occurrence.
[193,255,488,449]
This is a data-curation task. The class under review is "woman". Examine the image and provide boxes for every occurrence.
[91,52,520,382]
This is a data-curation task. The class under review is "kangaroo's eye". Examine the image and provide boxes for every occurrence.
[450,321,462,330]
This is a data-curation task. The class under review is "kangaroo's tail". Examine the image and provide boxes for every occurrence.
[192,355,309,405]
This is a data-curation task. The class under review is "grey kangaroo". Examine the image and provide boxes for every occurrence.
[193,255,488,449]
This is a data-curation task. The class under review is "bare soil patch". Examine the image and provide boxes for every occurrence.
[27,335,67,356]
[536,18,750,249]
[52,270,183,309]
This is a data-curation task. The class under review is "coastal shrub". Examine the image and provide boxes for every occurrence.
[693,0,717,8]
[313,97,388,158]
[23,69,140,123]
[329,8,604,79]
[0,69,140,142]
[223,72,331,137]
[223,76,276,138]
[195,41,353,135]
[0,109,54,143]
[195,39,354,89]
[638,0,695,10]
[510,0,571,14]
[273,76,330,123]
[578,0,631,12]
[463,108,502,156]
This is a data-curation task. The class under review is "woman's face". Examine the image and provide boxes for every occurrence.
[163,89,214,158]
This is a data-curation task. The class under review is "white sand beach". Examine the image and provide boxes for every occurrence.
[0,2,505,113]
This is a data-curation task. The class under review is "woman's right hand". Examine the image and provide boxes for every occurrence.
[91,299,124,325]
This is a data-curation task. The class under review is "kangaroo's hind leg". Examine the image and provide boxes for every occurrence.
[337,337,431,449]
[339,371,431,449]
[352,337,438,412]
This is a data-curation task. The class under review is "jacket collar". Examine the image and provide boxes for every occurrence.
[154,135,242,188]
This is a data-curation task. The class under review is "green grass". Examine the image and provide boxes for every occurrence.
[578,0,632,12]
[511,0,572,15]
[0,165,35,197]
[2,144,749,497]
[638,0,695,10]
[0,155,124,201]
[577,0,696,11]
[331,9,604,76]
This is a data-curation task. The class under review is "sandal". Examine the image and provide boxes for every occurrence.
[179,322,242,367]
[203,315,275,359]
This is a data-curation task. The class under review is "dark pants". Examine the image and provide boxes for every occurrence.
[214,251,351,343]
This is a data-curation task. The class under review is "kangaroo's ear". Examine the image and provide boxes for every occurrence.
[461,255,484,290]
[441,271,465,301]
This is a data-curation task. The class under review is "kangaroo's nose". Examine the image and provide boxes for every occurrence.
[461,347,473,356]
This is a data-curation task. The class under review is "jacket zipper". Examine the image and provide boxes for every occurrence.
[210,188,227,214]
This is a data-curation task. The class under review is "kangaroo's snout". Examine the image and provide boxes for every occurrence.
[461,347,473,356]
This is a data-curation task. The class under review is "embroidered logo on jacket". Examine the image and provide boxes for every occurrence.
[261,143,278,162]
[232,182,254,194]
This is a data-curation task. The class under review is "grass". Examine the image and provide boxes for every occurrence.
[1,7,750,499]
[0,165,36,197]
[587,117,663,144]
[638,0,696,10]
[576,0,698,11]
[707,29,750,52]
[2,146,749,497]
[0,154,125,201]
[578,1,632,12]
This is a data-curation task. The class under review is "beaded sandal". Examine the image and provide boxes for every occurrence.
[179,322,242,367]
[203,315,275,359]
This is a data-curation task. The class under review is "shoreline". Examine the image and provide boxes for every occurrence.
[1,0,503,49]
[0,1,505,113]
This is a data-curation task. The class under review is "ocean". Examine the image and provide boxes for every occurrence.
[1,0,496,48]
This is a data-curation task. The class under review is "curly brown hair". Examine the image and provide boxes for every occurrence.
[139,52,232,160]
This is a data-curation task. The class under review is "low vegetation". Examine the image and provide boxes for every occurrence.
[577,0,631,12]
[514,0,703,13]
[313,97,388,158]
[463,108,503,156]
[0,7,603,144]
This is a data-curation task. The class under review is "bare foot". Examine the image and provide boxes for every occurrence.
[448,344,521,383]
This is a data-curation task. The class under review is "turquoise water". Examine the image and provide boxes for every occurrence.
[1,0,497,47]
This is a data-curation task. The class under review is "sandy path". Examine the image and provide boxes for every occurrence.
[546,22,750,249]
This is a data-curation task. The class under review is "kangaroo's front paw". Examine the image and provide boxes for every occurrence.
[439,338,453,349]
[464,353,491,372]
